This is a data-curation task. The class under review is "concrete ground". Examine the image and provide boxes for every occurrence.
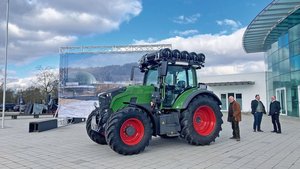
[0,113,300,169]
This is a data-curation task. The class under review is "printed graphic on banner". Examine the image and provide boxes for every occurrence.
[58,45,170,118]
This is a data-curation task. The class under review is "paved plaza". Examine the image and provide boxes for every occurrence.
[0,113,300,169]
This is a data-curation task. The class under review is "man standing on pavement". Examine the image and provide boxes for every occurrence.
[228,96,241,141]
[251,94,266,132]
[269,96,281,134]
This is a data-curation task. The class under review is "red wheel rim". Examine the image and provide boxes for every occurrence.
[193,106,216,136]
[120,118,144,146]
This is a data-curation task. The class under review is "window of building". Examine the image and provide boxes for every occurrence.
[290,39,300,57]
[279,59,290,74]
[273,63,280,77]
[278,45,289,61]
[289,23,300,43]
[278,33,289,48]
[228,93,234,97]
[270,41,278,54]
[272,50,279,65]
[220,93,243,111]
[236,93,242,108]
[220,94,227,110]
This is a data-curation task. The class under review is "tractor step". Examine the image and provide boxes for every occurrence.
[158,113,181,135]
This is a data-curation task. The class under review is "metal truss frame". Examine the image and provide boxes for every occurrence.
[59,44,172,55]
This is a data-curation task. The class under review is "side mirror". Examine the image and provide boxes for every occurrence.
[158,61,168,76]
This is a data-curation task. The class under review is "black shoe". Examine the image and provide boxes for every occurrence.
[257,130,264,132]
[277,131,281,134]
[236,138,240,141]
[253,129,256,132]
[229,136,236,139]
[271,130,277,133]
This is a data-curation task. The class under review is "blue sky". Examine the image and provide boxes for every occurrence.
[0,0,272,89]
[76,0,270,46]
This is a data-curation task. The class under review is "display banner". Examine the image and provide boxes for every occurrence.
[58,45,171,118]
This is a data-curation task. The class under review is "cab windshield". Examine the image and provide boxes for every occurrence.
[144,65,197,88]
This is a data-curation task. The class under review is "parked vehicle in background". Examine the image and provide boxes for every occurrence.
[13,104,27,112]
[0,103,16,112]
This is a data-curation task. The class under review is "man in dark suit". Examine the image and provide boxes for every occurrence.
[269,96,281,133]
[251,94,266,132]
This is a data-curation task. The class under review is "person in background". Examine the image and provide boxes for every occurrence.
[269,96,281,134]
[228,96,241,141]
[251,94,266,132]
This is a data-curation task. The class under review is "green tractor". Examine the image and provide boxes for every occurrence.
[86,48,223,155]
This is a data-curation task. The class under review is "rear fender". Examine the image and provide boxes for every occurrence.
[183,90,222,109]
[173,89,222,109]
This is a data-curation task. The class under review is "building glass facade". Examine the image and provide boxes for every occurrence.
[266,23,300,117]
[243,0,300,117]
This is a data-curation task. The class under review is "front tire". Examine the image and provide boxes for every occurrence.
[105,107,152,155]
[86,109,107,145]
[181,95,223,145]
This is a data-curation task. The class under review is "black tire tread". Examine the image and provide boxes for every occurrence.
[105,107,152,155]
[180,94,223,145]
[86,110,107,145]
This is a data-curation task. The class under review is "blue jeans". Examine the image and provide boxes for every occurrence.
[253,112,263,131]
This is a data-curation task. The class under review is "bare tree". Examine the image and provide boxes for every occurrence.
[35,66,59,101]
[0,83,17,103]
[21,86,44,104]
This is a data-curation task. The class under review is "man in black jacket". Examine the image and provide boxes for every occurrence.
[269,96,281,133]
[251,94,266,132]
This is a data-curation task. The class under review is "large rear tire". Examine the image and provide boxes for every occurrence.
[105,107,152,155]
[180,95,223,145]
[86,109,107,145]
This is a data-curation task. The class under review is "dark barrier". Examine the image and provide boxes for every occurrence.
[29,119,57,132]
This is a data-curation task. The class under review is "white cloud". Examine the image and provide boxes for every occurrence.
[133,37,156,44]
[134,27,265,76]
[217,19,242,31]
[171,29,199,36]
[199,61,265,76]
[0,23,77,65]
[0,0,142,65]
[4,68,59,90]
[173,13,201,24]
[0,72,33,90]
[6,77,35,90]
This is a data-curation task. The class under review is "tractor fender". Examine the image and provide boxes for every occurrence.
[123,102,158,136]
[182,90,222,109]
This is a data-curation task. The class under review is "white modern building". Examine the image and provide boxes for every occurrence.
[201,72,267,113]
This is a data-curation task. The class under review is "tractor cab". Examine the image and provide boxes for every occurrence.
[140,48,204,107]
[144,64,198,107]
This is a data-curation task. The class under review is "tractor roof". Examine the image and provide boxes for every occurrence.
[138,48,205,72]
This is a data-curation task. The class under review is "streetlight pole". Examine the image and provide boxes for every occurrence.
[2,0,10,129]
